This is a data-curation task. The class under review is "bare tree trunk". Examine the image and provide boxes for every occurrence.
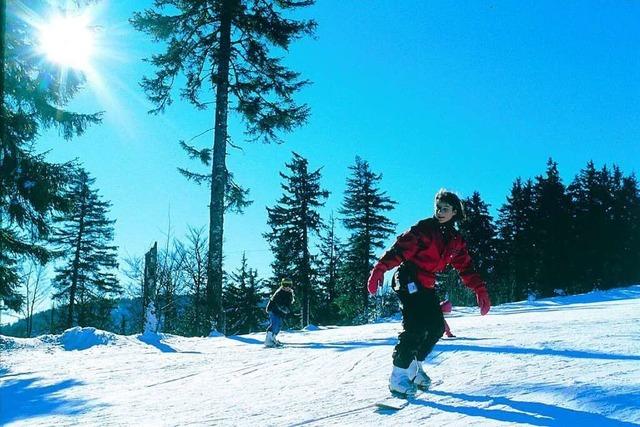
[68,211,85,329]
[0,0,5,130]
[207,0,236,333]
[143,242,158,331]
[363,227,372,318]
[302,224,310,328]
[25,263,47,337]
[50,302,55,333]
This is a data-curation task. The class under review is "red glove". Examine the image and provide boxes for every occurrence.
[475,286,491,315]
[367,267,385,295]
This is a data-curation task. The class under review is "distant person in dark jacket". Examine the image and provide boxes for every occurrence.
[265,278,295,348]
[367,189,491,397]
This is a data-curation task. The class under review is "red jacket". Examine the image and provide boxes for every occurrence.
[375,217,485,291]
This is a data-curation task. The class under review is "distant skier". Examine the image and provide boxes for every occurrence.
[265,278,295,348]
[440,299,455,338]
[367,189,491,397]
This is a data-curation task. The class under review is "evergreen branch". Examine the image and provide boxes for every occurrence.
[179,140,212,165]
[177,168,211,185]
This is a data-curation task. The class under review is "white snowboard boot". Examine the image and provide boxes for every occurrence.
[273,334,284,347]
[389,365,418,397]
[264,331,277,348]
[409,359,432,391]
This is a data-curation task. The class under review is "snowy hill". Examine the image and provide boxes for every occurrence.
[2,287,640,426]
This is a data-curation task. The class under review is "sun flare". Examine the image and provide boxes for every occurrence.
[38,14,95,70]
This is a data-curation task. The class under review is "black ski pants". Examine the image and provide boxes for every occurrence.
[392,287,445,369]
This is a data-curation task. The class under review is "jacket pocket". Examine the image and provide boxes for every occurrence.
[393,262,422,295]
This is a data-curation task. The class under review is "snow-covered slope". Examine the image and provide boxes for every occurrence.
[2,286,640,426]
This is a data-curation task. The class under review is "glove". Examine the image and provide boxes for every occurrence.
[475,286,491,316]
[367,266,385,295]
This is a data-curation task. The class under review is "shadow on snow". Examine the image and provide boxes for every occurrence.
[227,334,638,362]
[439,343,640,361]
[137,334,178,353]
[228,334,398,351]
[226,335,264,346]
[0,377,105,424]
[414,389,638,426]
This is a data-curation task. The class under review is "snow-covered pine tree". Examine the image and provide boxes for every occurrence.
[264,152,328,328]
[338,156,396,323]
[1,1,102,310]
[131,0,317,332]
[50,169,120,329]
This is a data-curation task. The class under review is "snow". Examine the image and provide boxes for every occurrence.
[60,327,118,351]
[2,286,640,426]
[143,302,159,335]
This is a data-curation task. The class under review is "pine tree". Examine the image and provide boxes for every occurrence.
[50,169,120,329]
[567,161,610,292]
[314,213,343,324]
[457,191,498,304]
[568,162,640,291]
[531,159,572,297]
[131,0,316,331]
[338,156,396,323]
[496,178,536,301]
[612,170,640,286]
[223,253,265,335]
[1,1,102,310]
[264,152,328,328]
[245,268,266,331]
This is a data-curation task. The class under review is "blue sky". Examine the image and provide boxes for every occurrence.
[37,0,640,283]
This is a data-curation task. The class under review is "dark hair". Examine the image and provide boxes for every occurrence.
[280,278,293,287]
[434,189,465,222]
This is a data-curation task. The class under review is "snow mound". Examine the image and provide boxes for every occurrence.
[0,334,60,351]
[61,327,117,351]
[302,324,321,331]
[0,335,24,351]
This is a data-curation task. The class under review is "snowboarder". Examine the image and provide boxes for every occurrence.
[367,189,491,397]
[265,278,295,348]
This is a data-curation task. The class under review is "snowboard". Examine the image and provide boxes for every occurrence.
[375,393,415,410]
[374,380,442,411]
[264,341,285,348]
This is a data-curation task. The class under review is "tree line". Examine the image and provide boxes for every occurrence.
[3,151,640,338]
[2,1,639,337]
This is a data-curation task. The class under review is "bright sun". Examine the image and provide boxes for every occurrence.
[38,14,95,70]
